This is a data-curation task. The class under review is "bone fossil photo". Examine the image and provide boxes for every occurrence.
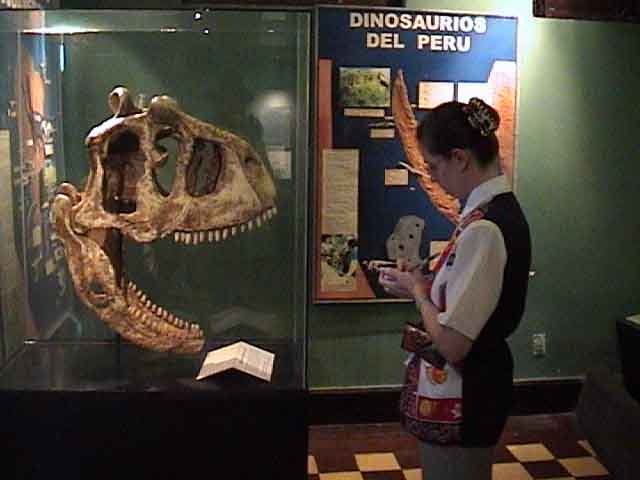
[50,87,277,354]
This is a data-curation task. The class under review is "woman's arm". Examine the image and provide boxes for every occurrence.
[413,289,472,365]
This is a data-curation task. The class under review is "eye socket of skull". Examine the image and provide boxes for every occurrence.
[103,131,141,214]
[185,138,223,197]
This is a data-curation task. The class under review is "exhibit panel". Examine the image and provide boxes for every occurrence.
[313,6,518,302]
[0,9,310,478]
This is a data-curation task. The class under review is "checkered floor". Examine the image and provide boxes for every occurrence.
[308,414,610,479]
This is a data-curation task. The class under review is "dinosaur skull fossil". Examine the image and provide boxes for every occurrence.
[50,87,277,354]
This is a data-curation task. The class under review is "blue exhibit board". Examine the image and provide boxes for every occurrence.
[314,6,518,302]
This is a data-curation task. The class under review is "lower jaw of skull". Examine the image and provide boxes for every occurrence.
[98,227,206,354]
[91,205,278,354]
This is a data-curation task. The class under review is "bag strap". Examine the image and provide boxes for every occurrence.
[431,207,486,274]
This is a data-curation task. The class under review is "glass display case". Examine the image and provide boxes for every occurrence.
[0,8,310,478]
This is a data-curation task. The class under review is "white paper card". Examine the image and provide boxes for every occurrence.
[44,143,55,157]
[457,82,491,104]
[344,108,385,118]
[267,149,292,180]
[418,81,454,109]
[32,225,42,247]
[321,149,359,235]
[626,314,640,326]
[370,128,395,139]
[196,341,275,382]
[384,169,408,186]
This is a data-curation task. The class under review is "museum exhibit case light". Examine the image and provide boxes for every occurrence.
[0,9,310,478]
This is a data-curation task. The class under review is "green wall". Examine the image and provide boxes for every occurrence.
[308,0,640,388]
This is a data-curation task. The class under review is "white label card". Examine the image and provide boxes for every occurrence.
[370,128,395,139]
[384,169,408,186]
[196,341,275,382]
[344,108,386,118]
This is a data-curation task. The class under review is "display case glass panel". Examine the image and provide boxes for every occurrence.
[0,9,310,391]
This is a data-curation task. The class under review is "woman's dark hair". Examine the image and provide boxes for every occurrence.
[417,99,500,168]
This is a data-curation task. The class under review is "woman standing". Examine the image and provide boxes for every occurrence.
[379,98,531,480]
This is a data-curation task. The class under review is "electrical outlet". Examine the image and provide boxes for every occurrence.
[532,333,546,357]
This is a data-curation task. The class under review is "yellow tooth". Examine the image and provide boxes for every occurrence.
[140,293,147,303]
[222,228,229,240]
[256,217,262,228]
[248,220,253,231]
[215,230,221,242]
[145,299,151,308]
[267,209,273,219]
[241,223,246,233]
[273,207,278,215]
[185,233,192,245]
[199,231,205,243]
[231,226,237,236]
[208,230,214,242]
[174,232,180,242]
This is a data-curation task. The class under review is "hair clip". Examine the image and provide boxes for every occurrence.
[464,97,499,136]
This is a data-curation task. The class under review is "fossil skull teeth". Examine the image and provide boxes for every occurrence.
[125,280,202,340]
[169,206,277,244]
[50,87,277,354]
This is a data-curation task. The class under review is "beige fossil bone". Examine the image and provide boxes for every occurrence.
[51,87,277,354]
[392,70,460,224]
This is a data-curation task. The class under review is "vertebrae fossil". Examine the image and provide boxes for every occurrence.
[51,87,277,354]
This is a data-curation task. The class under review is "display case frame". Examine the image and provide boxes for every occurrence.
[0,8,311,478]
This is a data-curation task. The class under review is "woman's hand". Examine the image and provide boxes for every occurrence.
[378,265,431,300]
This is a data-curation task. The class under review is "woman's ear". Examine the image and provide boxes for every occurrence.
[450,148,471,172]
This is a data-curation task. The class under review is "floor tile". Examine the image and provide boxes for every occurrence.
[355,452,401,472]
[492,462,533,480]
[361,471,407,480]
[558,457,608,477]
[309,455,319,475]
[402,468,422,480]
[394,448,421,469]
[494,443,519,463]
[314,451,359,473]
[545,437,594,459]
[522,460,571,478]
[319,473,364,480]
[578,440,596,457]
[507,443,556,462]
[309,414,605,480]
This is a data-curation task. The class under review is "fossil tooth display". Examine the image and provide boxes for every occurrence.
[51,87,278,354]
